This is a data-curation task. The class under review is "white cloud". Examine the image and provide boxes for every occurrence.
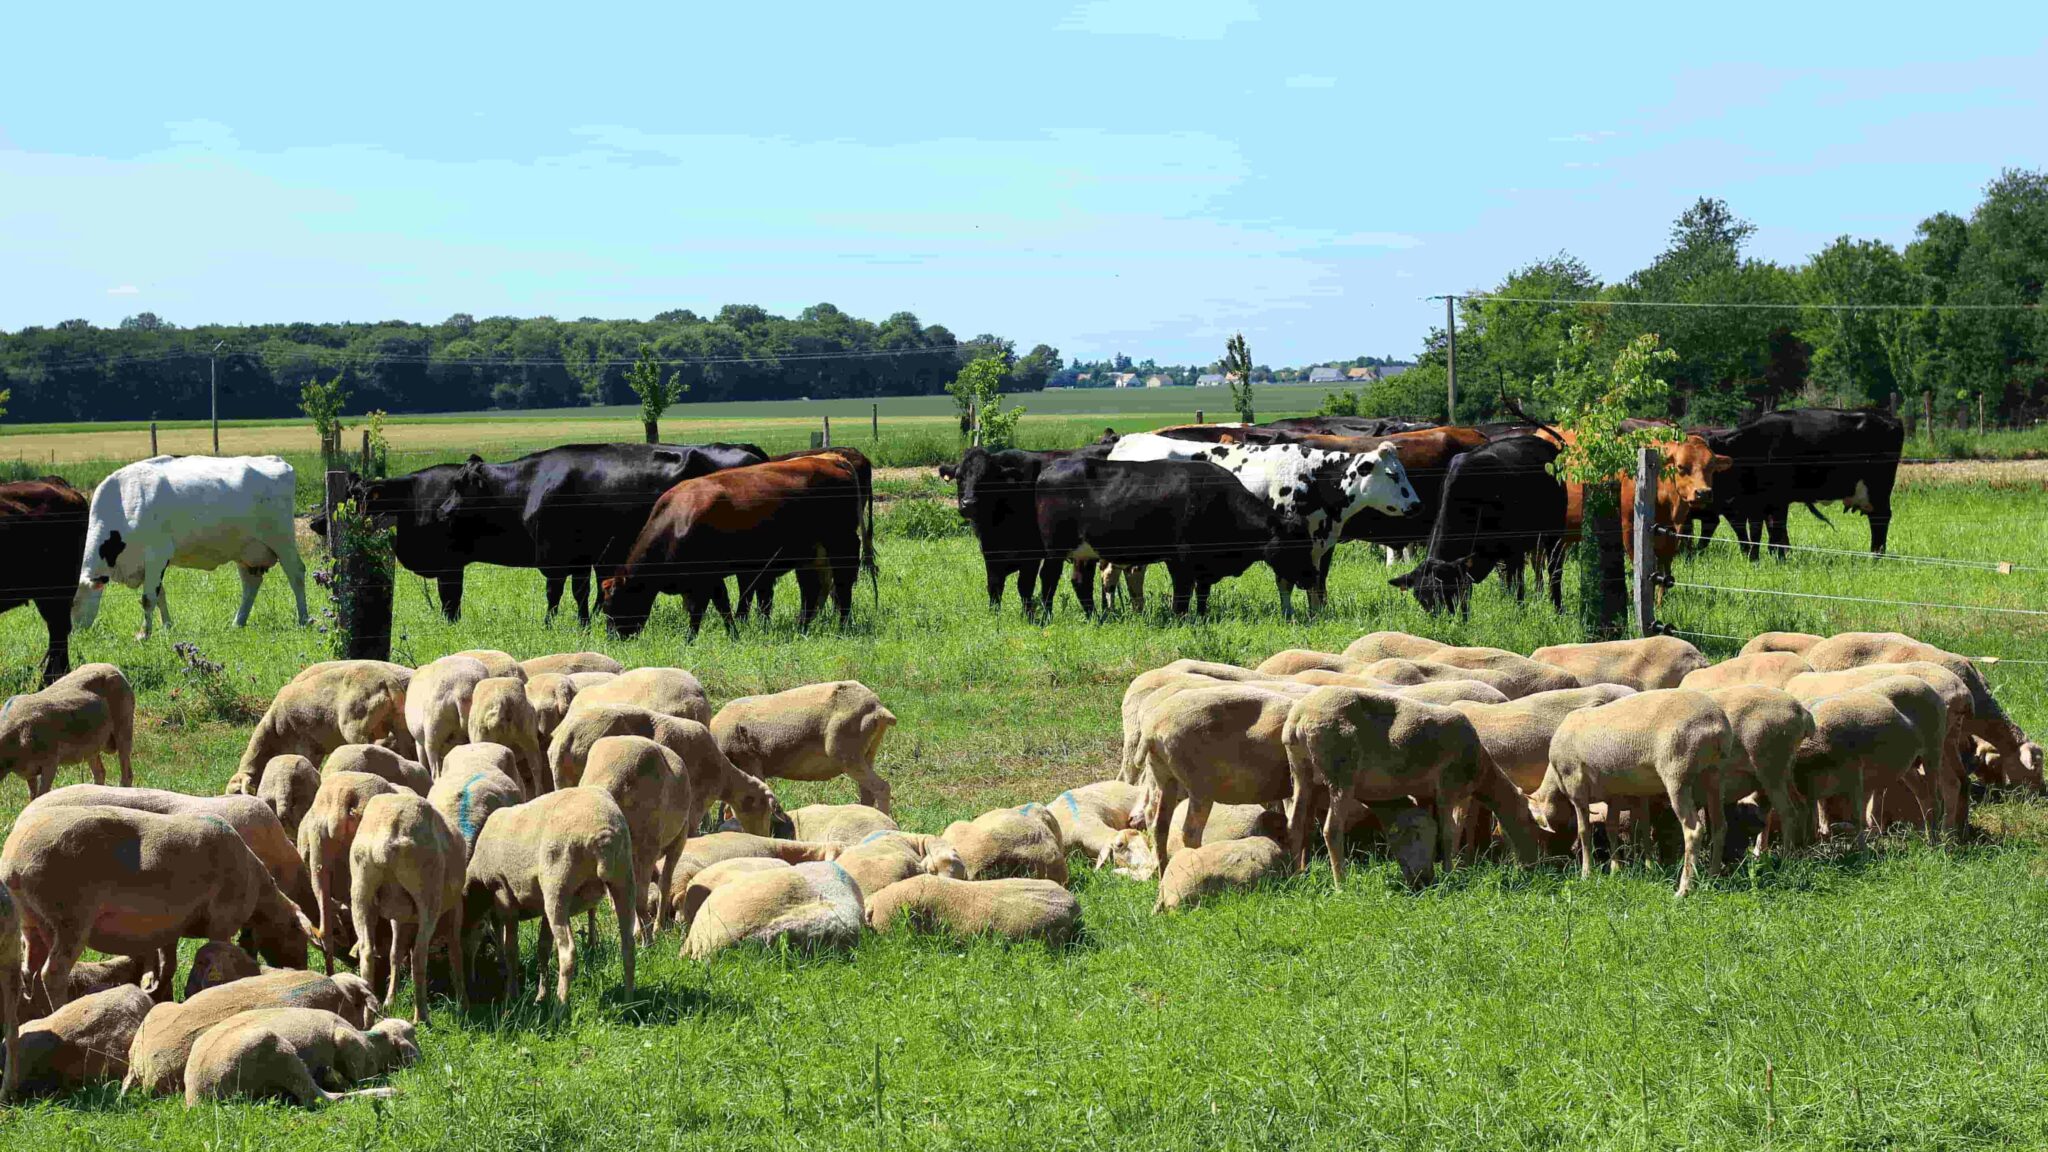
[164,119,239,151]
[106,284,139,295]
[1548,130,1618,144]
[1058,0,1256,40]
[1284,74,1336,90]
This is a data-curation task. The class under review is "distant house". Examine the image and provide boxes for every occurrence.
[1195,373,1226,387]
[1111,372,1138,388]
[1143,374,1171,388]
[1075,372,1093,382]
[1377,364,1413,380]
[1307,366,1345,384]
[1346,366,1374,380]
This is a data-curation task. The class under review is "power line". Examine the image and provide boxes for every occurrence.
[1451,294,2041,312]
[0,343,1003,374]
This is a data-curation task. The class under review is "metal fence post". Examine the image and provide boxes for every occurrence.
[1632,447,1660,637]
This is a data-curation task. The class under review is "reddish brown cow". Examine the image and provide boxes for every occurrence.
[755,447,876,619]
[1554,433,1731,568]
[599,455,863,640]
[0,479,90,685]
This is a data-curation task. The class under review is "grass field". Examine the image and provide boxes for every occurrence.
[1,433,2045,1148]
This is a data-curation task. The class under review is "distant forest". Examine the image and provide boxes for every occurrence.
[3,170,2043,427]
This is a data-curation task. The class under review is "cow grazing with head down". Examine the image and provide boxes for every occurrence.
[1033,456,1318,618]
[0,478,89,685]
[338,442,765,625]
[74,456,309,641]
[1392,434,1569,616]
[1106,432,1421,613]
[939,444,1115,616]
[600,454,864,640]
[1696,407,1906,559]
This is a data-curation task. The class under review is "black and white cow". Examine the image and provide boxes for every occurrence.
[1104,433,1420,613]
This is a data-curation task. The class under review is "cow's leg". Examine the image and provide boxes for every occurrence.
[275,539,312,625]
[1011,563,1038,617]
[830,555,857,629]
[1168,567,1194,616]
[33,597,70,687]
[542,570,569,623]
[1277,576,1295,620]
[1069,559,1097,618]
[752,577,776,623]
[1124,564,1147,613]
[794,568,822,631]
[1194,580,1212,616]
[985,563,1009,610]
[710,582,739,639]
[1035,560,1063,620]
[1868,487,1894,555]
[571,569,594,627]
[436,573,465,621]
[683,590,709,643]
[233,563,266,627]
[1765,507,1791,559]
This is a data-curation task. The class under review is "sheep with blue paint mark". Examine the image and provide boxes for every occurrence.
[1046,780,1154,876]
[682,860,864,960]
[941,805,1068,884]
[832,831,965,898]
[429,749,526,855]
[460,788,636,1004]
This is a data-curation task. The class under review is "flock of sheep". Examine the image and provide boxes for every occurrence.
[0,626,2037,1107]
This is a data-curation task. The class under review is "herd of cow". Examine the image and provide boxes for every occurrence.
[0,407,1902,684]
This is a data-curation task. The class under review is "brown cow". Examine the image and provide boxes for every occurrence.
[1555,432,1731,569]
[600,455,864,639]
[0,479,90,686]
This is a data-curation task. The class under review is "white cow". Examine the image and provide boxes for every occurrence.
[1107,432,1421,612]
[74,455,311,639]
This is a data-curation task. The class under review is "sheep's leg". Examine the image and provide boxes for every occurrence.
[1699,769,1726,877]
[386,921,405,1009]
[36,923,84,1015]
[443,904,467,1013]
[610,878,637,1001]
[88,750,106,786]
[544,901,576,1005]
[847,762,892,815]
[408,902,433,1022]
[1180,792,1215,854]
[652,839,684,940]
[1435,798,1458,873]
[313,859,338,975]
[500,916,522,1002]
[1669,781,1704,899]
[1285,752,1321,872]
[0,965,16,1103]
[1846,771,1868,853]
[1148,774,1185,873]
[1572,797,1595,881]
[1322,790,1360,886]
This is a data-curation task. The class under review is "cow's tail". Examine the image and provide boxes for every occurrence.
[1802,502,1835,528]
[1498,387,1567,445]
[862,471,878,606]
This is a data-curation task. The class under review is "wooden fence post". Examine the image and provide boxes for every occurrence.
[809,431,825,450]
[823,416,832,448]
[1924,392,1935,440]
[1196,409,1204,424]
[149,422,158,456]
[1632,447,1660,637]
[871,403,879,441]
[1977,394,1987,432]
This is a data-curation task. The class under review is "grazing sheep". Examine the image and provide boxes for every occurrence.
[0,686,116,797]
[1741,631,1824,658]
[1138,683,1314,871]
[122,968,382,1097]
[257,754,321,838]
[1679,652,1812,692]
[1161,799,1286,855]
[865,876,1081,944]
[580,735,696,941]
[183,1007,418,1107]
[461,788,636,1004]
[228,662,413,795]
[1802,632,2041,791]
[322,743,430,794]
[1283,686,1540,882]
[1361,656,1579,700]
[566,671,620,693]
[682,860,864,960]
[564,667,711,725]
[1379,678,1512,706]
[349,792,468,1019]
[1701,685,1815,855]
[467,676,546,795]
[0,806,312,1013]
[1341,631,1448,663]
[1789,691,1925,852]
[1047,781,1152,875]
[1255,649,1366,678]
[1530,689,1737,896]
[548,703,776,834]
[1,886,18,1102]
[941,805,1069,883]
[1156,836,1290,912]
[428,750,526,855]
[520,652,623,678]
[785,802,898,845]
[450,649,525,682]
[1791,662,1974,835]
[833,832,966,898]
[405,655,492,775]
[7,984,154,1095]
[298,771,399,974]
[523,673,579,746]
[1119,668,1311,785]
[1790,672,1952,838]
[660,833,842,919]
[1450,685,1640,793]
[46,662,136,785]
[1529,636,1707,691]
[185,941,263,999]
[710,681,897,813]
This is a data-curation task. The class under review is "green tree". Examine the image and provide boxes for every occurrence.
[299,373,348,461]
[625,344,687,442]
[947,356,1025,448]
[1013,344,1063,392]
[1223,333,1255,422]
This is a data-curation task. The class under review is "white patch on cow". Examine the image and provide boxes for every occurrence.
[1844,479,1874,513]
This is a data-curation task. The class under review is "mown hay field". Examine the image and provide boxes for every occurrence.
[0,433,2045,1148]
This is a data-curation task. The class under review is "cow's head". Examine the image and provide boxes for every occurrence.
[71,528,135,630]
[1390,557,1474,617]
[597,575,654,639]
[433,455,492,523]
[947,448,997,520]
[1664,437,1732,513]
[1338,444,1422,519]
[1262,511,1321,588]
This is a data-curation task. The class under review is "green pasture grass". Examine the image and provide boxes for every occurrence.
[0,467,2044,1148]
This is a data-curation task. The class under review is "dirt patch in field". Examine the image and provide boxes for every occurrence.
[1899,459,2048,488]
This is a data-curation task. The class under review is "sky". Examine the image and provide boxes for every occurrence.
[2,2,2043,364]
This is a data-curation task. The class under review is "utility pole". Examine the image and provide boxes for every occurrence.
[1429,296,1458,422]
[209,340,225,454]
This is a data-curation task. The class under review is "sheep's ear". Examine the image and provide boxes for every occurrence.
[138,970,160,995]
[1094,841,1117,870]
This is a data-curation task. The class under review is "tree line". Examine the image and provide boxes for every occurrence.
[1355,170,2048,429]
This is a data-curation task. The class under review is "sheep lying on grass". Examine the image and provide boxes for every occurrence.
[0,806,312,1013]
[833,832,965,898]
[1046,781,1153,876]
[183,1007,418,1107]
[124,968,382,1097]
[462,788,636,1004]
[661,833,842,921]
[229,661,413,795]
[682,860,864,960]
[1156,836,1289,912]
[785,803,898,845]
[8,984,153,1096]
[865,876,1081,945]
[711,681,897,813]
[185,941,263,999]
[942,805,1069,883]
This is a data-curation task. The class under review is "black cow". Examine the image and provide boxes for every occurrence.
[1697,408,1905,559]
[939,444,1114,616]
[344,442,765,624]
[1033,457,1317,618]
[1390,435,1568,617]
[0,477,89,684]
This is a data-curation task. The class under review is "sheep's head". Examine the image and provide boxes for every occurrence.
[185,941,260,998]
[371,1019,421,1069]
[1386,807,1437,889]
[1526,774,1572,836]
[1099,828,1158,881]
[923,842,966,880]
